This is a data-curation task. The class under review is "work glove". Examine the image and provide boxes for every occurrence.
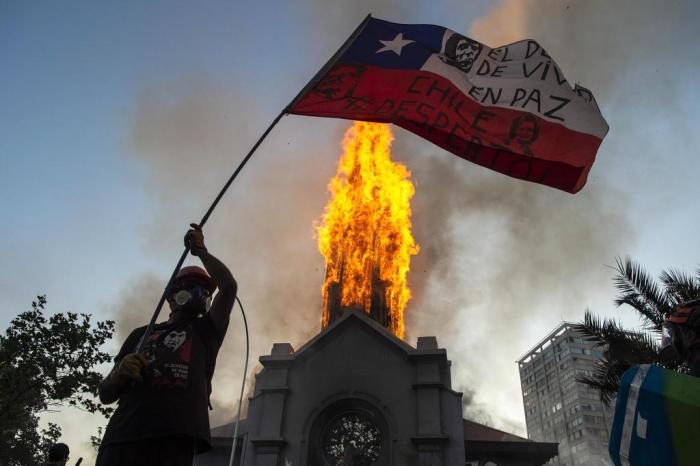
[185,223,208,257]
[115,353,148,383]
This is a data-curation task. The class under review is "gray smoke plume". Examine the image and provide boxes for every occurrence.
[444,0,698,431]
[110,274,164,343]
[396,132,630,434]
[116,83,629,435]
[118,77,350,427]
[110,0,699,435]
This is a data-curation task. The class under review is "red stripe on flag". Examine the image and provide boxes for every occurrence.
[289,63,603,193]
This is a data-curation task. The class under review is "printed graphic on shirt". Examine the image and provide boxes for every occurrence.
[163,330,187,351]
[134,326,194,390]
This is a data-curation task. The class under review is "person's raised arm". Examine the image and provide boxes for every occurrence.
[185,224,237,335]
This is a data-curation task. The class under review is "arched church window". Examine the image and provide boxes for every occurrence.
[322,412,382,465]
[307,398,390,466]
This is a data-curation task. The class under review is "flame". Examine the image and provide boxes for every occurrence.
[317,121,419,338]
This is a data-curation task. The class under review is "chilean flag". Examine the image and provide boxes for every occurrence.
[289,17,608,193]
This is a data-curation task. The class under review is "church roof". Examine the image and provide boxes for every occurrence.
[283,308,424,360]
[463,419,559,464]
[462,419,531,443]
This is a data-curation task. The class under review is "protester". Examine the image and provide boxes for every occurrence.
[662,298,700,376]
[96,224,237,466]
[46,443,69,466]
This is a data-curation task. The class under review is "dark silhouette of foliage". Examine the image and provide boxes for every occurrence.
[575,258,697,404]
[90,426,105,452]
[0,295,114,466]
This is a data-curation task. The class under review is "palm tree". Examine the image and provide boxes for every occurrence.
[574,257,700,404]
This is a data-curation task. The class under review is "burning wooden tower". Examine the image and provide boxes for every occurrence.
[318,122,418,337]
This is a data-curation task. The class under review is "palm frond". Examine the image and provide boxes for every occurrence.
[574,311,668,405]
[660,267,700,304]
[613,257,669,329]
[607,330,661,363]
[575,310,635,346]
[613,296,664,332]
[575,312,626,404]
[577,260,698,404]
[574,310,605,343]
[576,372,620,405]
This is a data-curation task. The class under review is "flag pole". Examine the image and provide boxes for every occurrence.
[135,108,286,353]
[137,14,373,352]
[226,14,374,465]
[130,10,374,466]
[133,13,378,460]
[285,13,372,111]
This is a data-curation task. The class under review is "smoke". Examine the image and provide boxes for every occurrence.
[396,132,631,434]
[118,81,628,436]
[109,274,164,342]
[110,0,699,437]
[461,387,493,426]
[469,0,700,189]
[117,76,349,427]
[342,0,688,433]
[428,0,697,432]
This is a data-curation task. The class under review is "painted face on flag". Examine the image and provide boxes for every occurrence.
[515,118,538,144]
[504,114,540,157]
[443,33,483,73]
[312,64,366,102]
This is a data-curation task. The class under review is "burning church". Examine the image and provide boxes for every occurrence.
[197,122,557,466]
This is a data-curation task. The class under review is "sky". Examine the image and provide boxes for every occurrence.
[2,0,699,463]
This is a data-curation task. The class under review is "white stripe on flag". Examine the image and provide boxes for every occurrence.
[619,364,650,465]
[421,30,608,139]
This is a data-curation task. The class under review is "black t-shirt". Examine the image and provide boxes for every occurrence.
[101,314,224,452]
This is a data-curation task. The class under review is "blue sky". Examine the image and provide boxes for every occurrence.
[1,0,492,322]
[2,0,699,462]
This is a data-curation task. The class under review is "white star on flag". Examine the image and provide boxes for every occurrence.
[376,33,414,56]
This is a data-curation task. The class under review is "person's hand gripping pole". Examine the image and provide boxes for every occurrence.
[115,353,148,383]
[184,223,207,257]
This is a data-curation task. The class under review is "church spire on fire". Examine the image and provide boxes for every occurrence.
[196,300,558,466]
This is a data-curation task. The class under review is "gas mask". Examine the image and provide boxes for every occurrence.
[168,283,212,316]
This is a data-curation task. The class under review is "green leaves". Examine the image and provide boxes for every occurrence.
[575,310,667,404]
[0,296,115,466]
[612,257,670,330]
[660,267,700,304]
[577,258,699,404]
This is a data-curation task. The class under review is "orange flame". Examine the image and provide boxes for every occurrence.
[317,121,419,338]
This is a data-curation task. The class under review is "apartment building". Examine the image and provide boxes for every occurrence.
[517,322,613,466]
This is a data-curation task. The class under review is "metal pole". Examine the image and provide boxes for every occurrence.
[136,109,286,353]
[133,13,374,465]
[137,13,373,352]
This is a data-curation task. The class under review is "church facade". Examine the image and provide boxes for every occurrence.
[197,309,557,466]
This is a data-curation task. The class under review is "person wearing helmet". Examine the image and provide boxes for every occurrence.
[660,298,700,377]
[95,224,236,466]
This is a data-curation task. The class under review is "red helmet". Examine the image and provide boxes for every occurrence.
[669,299,700,327]
[173,266,216,293]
